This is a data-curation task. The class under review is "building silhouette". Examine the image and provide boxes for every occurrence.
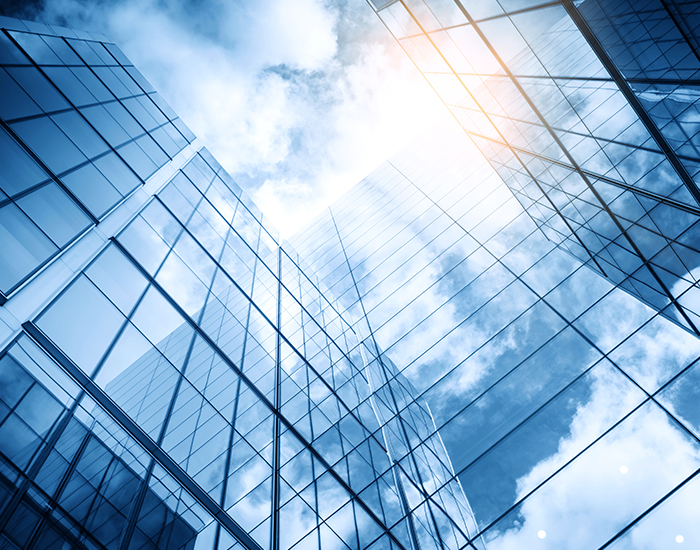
[0,4,699,550]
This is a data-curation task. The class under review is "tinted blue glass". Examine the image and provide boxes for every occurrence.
[10,116,86,175]
[36,274,125,371]
[70,66,113,101]
[0,125,49,197]
[79,104,130,147]
[42,35,82,65]
[0,68,41,120]
[6,66,70,113]
[0,31,30,64]
[93,151,142,194]
[103,100,143,138]
[50,110,109,159]
[66,38,104,65]
[0,202,57,292]
[117,140,157,179]
[86,244,149,314]
[9,31,61,65]
[61,162,122,218]
[16,182,91,247]
[42,66,96,106]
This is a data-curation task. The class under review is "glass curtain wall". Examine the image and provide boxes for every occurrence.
[366,0,700,334]
[0,16,468,550]
[291,120,700,549]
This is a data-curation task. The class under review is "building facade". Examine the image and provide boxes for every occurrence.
[292,118,700,549]
[0,15,475,550]
[368,0,700,335]
[0,7,699,550]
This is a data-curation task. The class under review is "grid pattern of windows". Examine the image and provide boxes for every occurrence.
[0,17,476,546]
[0,17,194,301]
[1,9,700,550]
[292,120,700,549]
[367,0,700,334]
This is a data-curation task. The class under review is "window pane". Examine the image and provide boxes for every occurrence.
[85,244,149,315]
[0,68,41,120]
[36,275,125,372]
[0,125,49,198]
[6,66,70,114]
[11,116,86,175]
[51,110,109,159]
[61,163,122,218]
[17,182,91,247]
[0,202,57,292]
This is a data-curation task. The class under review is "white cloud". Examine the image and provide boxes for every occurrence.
[13,0,447,238]
[482,356,700,550]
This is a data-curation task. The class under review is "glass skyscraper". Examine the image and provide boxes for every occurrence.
[369,0,700,335]
[0,6,699,550]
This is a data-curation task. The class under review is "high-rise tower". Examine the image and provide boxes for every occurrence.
[0,7,699,550]
[367,0,700,335]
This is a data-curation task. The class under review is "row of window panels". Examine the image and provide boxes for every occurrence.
[304,167,497,302]
[4,29,131,69]
[579,0,700,81]
[372,269,698,493]
[0,122,133,296]
[399,27,686,169]
[665,0,700,57]
[313,194,487,296]
[121,195,355,388]
[515,190,700,317]
[0,33,195,165]
[0,338,208,550]
[153,171,364,380]
[420,0,695,88]
[389,3,608,81]
[0,334,407,550]
[327,186,522,322]
[396,0,700,73]
[180,147,280,258]
[476,135,698,235]
[31,257,362,458]
[359,225,537,355]
[394,5,700,203]
[318,160,532,306]
[1,325,403,550]
[3,28,186,138]
[350,185,518,304]
[452,104,696,209]
[152,170,362,372]
[26,245,428,513]
[376,0,571,35]
[366,262,696,470]
[0,61,177,131]
[278,252,358,344]
[351,223,603,392]
[377,238,606,376]
[410,356,697,547]
[451,368,700,548]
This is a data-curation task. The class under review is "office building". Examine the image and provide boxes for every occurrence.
[0,6,699,550]
[0,15,475,550]
[368,0,700,334]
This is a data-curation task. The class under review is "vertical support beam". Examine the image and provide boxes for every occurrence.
[561,0,700,204]
[271,246,283,550]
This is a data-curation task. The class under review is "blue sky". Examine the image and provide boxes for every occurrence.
[4,0,448,237]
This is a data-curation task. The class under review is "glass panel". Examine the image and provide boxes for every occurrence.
[10,116,87,175]
[36,274,125,372]
[61,162,122,218]
[16,182,91,247]
[0,124,49,198]
[0,202,57,292]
